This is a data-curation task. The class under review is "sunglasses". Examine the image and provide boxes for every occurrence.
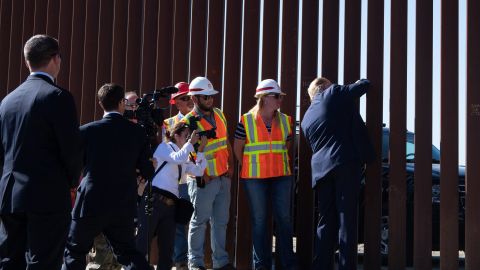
[197,95,213,101]
[266,93,283,99]
[177,96,191,102]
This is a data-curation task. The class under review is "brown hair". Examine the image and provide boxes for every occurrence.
[165,122,190,143]
[23,35,59,69]
[98,83,125,111]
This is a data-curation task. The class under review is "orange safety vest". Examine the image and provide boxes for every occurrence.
[183,108,229,177]
[163,113,183,131]
[240,112,292,179]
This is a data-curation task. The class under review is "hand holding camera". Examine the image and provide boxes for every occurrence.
[198,135,208,152]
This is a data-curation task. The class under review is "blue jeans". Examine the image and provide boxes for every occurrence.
[187,176,231,268]
[173,183,189,264]
[242,176,296,269]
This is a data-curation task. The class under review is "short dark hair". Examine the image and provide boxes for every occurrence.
[23,35,59,69]
[98,83,125,111]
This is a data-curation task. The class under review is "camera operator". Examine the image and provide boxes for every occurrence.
[86,90,141,270]
[182,77,235,270]
[136,123,207,270]
[62,83,154,270]
[163,82,194,270]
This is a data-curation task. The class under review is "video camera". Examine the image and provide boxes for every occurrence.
[124,86,178,142]
[186,115,217,139]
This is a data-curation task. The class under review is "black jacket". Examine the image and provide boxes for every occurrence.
[301,79,375,187]
[0,74,82,213]
[72,113,154,218]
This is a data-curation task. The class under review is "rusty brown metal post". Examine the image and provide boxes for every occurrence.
[124,0,143,91]
[389,0,407,268]
[80,0,100,124]
[154,0,174,88]
[363,0,383,269]
[222,0,242,265]
[0,0,12,98]
[139,0,159,93]
[95,0,114,119]
[68,0,86,122]
[440,0,459,269]
[414,1,433,269]
[466,0,480,268]
[189,0,207,81]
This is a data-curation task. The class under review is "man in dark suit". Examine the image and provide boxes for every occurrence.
[301,77,375,270]
[0,34,81,270]
[62,84,154,270]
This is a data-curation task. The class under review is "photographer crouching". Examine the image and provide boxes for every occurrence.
[136,122,208,270]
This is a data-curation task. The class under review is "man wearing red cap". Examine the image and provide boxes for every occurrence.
[162,82,193,270]
[164,82,194,131]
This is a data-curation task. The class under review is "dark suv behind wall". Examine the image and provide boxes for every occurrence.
[358,127,466,259]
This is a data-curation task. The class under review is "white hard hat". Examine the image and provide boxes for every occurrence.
[188,77,219,96]
[255,79,286,98]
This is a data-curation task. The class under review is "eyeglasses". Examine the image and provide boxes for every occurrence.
[197,95,213,101]
[177,96,191,102]
[266,93,283,99]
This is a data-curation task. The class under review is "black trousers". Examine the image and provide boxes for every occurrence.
[312,161,361,270]
[0,211,70,270]
[136,193,176,270]
[62,213,149,270]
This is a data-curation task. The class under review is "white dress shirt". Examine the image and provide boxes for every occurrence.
[152,141,206,197]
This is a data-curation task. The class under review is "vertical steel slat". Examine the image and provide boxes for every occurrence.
[46,0,60,37]
[364,0,384,268]
[279,0,297,119]
[80,0,100,124]
[189,0,207,81]
[21,0,35,81]
[68,0,86,122]
[171,0,190,84]
[465,0,480,268]
[33,0,47,34]
[111,0,128,87]
[222,0,242,264]
[264,0,279,264]
[414,0,433,269]
[237,0,261,268]
[343,0,361,84]
[297,0,318,267]
[389,0,407,268]
[206,0,229,255]
[154,0,174,88]
[321,0,339,82]
[440,0,459,269]
[56,0,73,89]
[94,0,114,119]
[261,0,279,80]
[205,0,224,108]
[139,0,159,92]
[124,0,143,91]
[7,0,24,92]
[0,0,12,98]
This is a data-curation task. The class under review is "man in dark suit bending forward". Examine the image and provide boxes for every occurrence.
[301,78,375,270]
[62,84,154,270]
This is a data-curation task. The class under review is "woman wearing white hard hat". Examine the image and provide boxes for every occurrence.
[233,79,297,269]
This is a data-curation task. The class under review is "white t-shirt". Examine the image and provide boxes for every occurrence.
[152,141,206,197]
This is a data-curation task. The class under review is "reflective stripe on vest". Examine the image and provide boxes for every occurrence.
[241,112,291,178]
[183,108,229,177]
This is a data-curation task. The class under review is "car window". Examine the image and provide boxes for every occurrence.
[382,129,441,163]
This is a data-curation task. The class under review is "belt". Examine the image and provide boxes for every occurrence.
[155,193,176,206]
[151,187,176,206]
